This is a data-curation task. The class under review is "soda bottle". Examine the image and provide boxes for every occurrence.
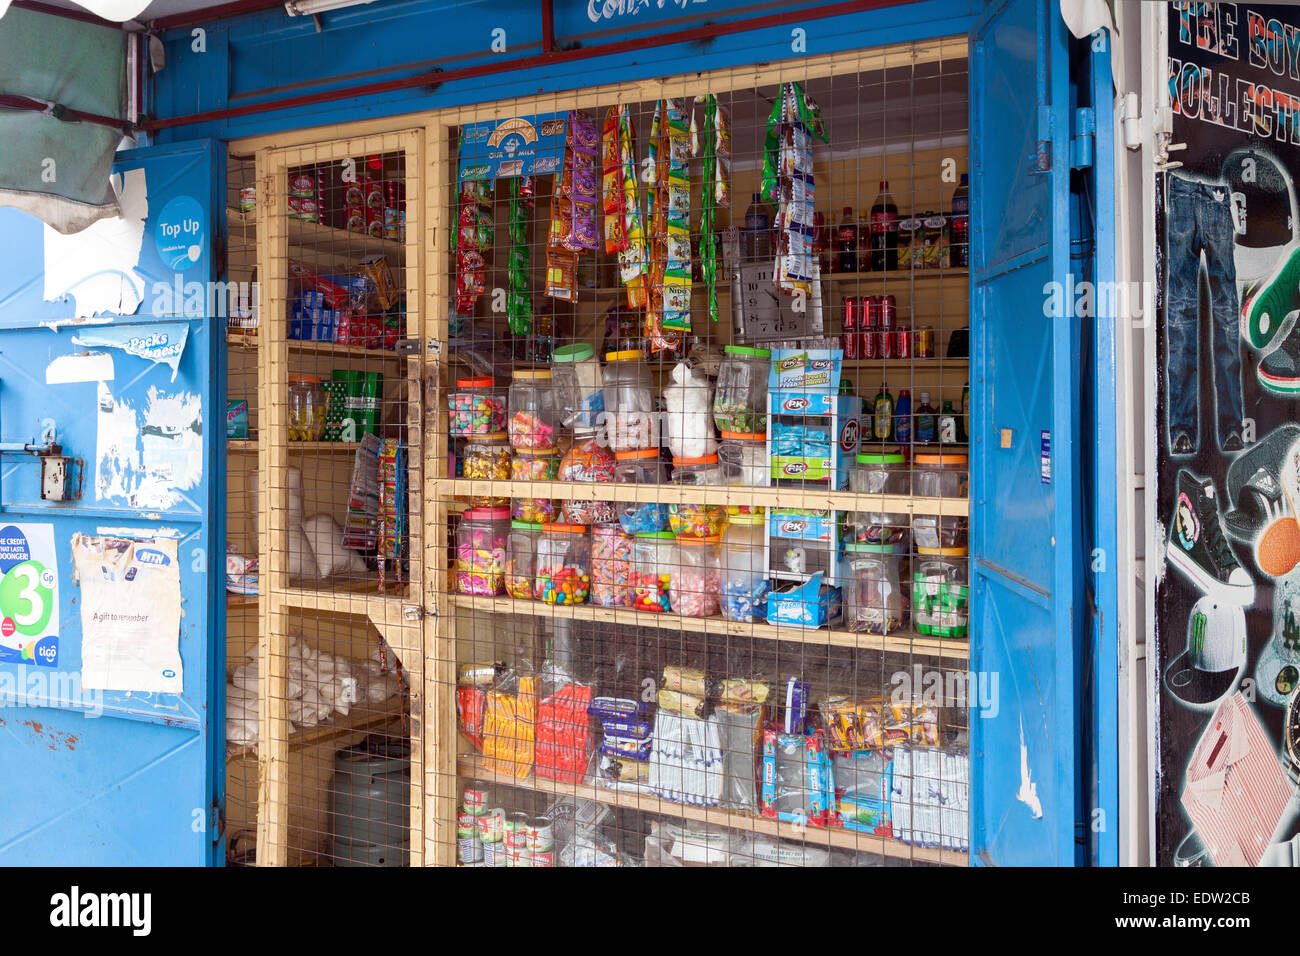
[873,384,894,443]
[744,192,774,263]
[836,206,858,274]
[894,388,912,446]
[869,181,900,272]
[813,210,829,274]
[951,173,969,268]
[915,392,937,443]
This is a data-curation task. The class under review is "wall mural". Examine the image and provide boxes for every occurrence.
[1156,1,1300,867]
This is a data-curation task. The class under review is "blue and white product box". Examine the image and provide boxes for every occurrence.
[833,749,895,836]
[768,391,862,488]
[766,571,842,629]
[767,347,844,393]
[768,509,848,585]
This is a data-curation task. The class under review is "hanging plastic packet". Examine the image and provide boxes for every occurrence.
[567,110,600,253]
[645,99,692,352]
[694,94,731,325]
[507,177,532,339]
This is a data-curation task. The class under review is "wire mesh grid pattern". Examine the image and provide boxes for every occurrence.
[428,41,973,867]
[222,36,974,868]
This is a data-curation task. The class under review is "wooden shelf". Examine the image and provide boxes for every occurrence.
[444,479,969,518]
[842,357,968,369]
[451,594,967,659]
[228,440,363,453]
[227,705,402,760]
[226,207,406,266]
[225,331,409,363]
[824,268,969,284]
[458,754,967,865]
[227,592,258,608]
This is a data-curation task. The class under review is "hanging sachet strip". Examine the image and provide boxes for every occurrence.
[603,104,648,311]
[770,82,830,299]
[694,94,731,325]
[645,98,692,352]
[507,176,531,342]
[455,177,491,314]
[377,437,405,593]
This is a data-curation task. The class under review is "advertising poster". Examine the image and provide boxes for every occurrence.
[0,523,59,668]
[1155,1,1300,866]
[457,112,568,182]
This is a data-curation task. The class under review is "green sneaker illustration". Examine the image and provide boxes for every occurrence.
[1242,245,1300,351]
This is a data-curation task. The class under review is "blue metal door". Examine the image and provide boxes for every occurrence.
[969,0,1080,865]
[0,141,225,865]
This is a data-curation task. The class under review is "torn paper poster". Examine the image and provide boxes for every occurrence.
[46,352,115,384]
[71,533,181,693]
[42,167,148,318]
[73,323,188,381]
[96,382,203,509]
[0,523,60,668]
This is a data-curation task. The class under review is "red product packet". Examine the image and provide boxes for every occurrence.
[535,683,593,784]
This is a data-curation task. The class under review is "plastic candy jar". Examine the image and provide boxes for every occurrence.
[614,449,668,533]
[912,546,969,638]
[845,542,905,635]
[631,531,674,612]
[558,432,617,525]
[509,369,559,452]
[463,431,512,507]
[456,506,509,596]
[720,512,770,623]
[552,343,605,430]
[534,524,590,605]
[510,448,559,524]
[713,345,770,438]
[448,376,506,436]
[668,455,728,538]
[505,520,542,599]
[590,524,633,607]
[603,349,657,453]
[913,453,969,498]
[672,535,722,618]
[288,375,326,441]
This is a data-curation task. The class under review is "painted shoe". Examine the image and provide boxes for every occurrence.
[1168,470,1255,605]
[1242,245,1300,351]
[1258,333,1300,394]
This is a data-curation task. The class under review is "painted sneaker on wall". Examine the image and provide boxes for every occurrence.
[1168,470,1256,605]
[1258,332,1300,393]
[1242,245,1300,351]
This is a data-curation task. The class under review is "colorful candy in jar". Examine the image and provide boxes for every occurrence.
[509,410,555,451]
[448,377,506,436]
[534,524,590,605]
[590,526,632,607]
[512,497,557,524]
[455,510,509,596]
[672,536,722,617]
[668,503,727,538]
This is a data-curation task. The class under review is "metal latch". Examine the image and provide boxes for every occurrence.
[0,423,83,502]
[402,605,423,621]
[1071,107,1095,170]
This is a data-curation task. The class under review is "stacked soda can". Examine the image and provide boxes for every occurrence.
[477,810,507,866]
[458,781,490,864]
[504,812,530,867]
[525,816,555,867]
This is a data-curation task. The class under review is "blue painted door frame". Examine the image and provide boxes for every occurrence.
[0,140,227,866]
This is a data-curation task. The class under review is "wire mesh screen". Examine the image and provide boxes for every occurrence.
[226,134,423,866]
[430,41,973,867]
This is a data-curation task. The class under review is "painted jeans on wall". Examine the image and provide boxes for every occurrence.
[1166,173,1243,452]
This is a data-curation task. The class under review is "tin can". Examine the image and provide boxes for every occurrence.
[289,173,315,198]
[462,782,490,815]
[879,326,896,359]
[457,812,483,864]
[841,297,859,360]
[895,327,912,358]
[530,848,556,867]
[239,186,256,213]
[861,329,879,360]
[506,845,531,867]
[525,817,554,851]
[504,811,529,848]
[864,295,882,327]
[878,294,897,328]
[916,326,936,359]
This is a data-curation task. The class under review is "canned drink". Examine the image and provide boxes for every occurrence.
[841,296,859,360]
[525,817,554,851]
[530,848,556,867]
[879,294,897,328]
[916,325,936,359]
[506,845,531,867]
[896,327,912,358]
[864,295,882,327]
[859,329,877,360]
[462,782,490,815]
[880,326,896,359]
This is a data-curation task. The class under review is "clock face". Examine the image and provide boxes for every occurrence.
[1286,687,1300,770]
[735,263,815,341]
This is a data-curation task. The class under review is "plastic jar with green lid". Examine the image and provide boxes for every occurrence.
[912,546,969,638]
[845,542,905,635]
[714,344,771,438]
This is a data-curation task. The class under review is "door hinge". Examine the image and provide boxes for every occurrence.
[1033,105,1054,173]
[1120,92,1142,151]
[1071,107,1095,170]
[211,800,225,843]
